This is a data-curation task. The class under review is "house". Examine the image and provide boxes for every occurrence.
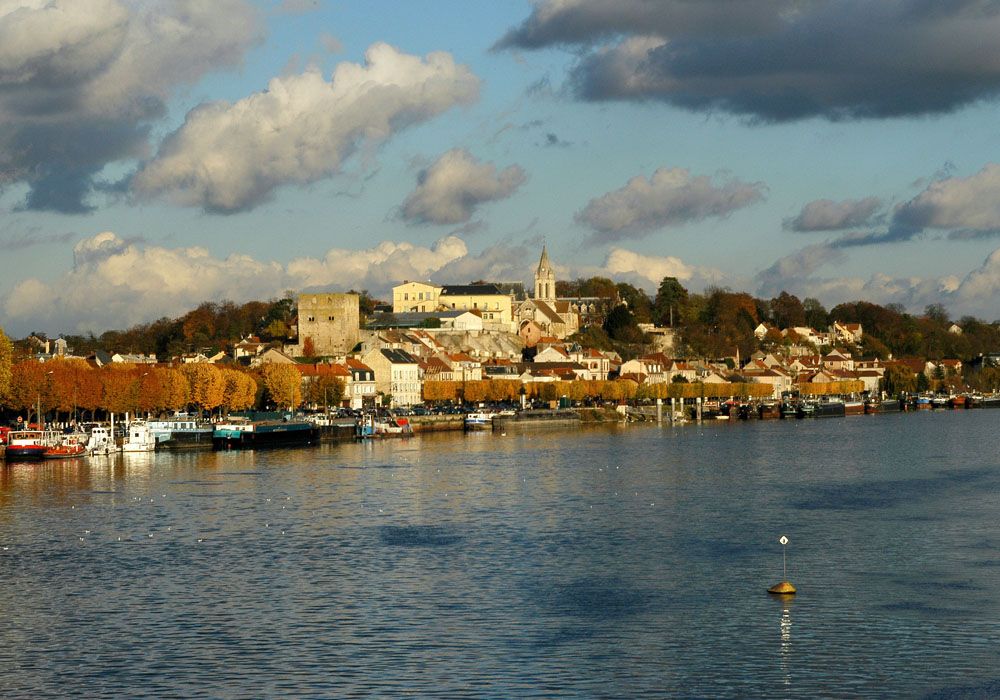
[342,359,377,409]
[741,366,792,398]
[822,350,855,371]
[437,284,513,330]
[567,347,612,380]
[233,336,268,363]
[392,281,442,313]
[361,347,422,407]
[832,322,863,344]
[948,323,963,335]
[618,355,669,384]
[254,348,297,366]
[112,352,158,364]
[420,357,454,382]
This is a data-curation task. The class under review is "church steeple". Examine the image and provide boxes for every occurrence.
[534,245,556,302]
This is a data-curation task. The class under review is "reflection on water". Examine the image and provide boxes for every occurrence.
[777,596,794,687]
[1,412,1000,697]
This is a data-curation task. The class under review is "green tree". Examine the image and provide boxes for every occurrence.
[916,372,930,392]
[770,291,807,329]
[803,297,828,330]
[652,277,688,327]
[603,305,645,344]
[615,283,653,322]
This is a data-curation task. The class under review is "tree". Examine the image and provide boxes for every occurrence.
[615,283,653,322]
[159,368,190,413]
[301,336,317,359]
[603,305,645,344]
[881,364,916,396]
[916,371,930,392]
[220,368,257,412]
[770,292,806,329]
[180,364,225,415]
[101,367,139,415]
[652,277,688,327]
[803,297,828,330]
[7,361,52,423]
[925,303,950,326]
[303,372,344,409]
[0,326,11,401]
[259,364,302,410]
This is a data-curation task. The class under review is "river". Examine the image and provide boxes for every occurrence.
[1,409,998,697]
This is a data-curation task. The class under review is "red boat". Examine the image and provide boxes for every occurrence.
[5,430,59,461]
[44,433,88,459]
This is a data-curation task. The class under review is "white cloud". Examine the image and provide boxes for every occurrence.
[3,232,288,333]
[401,149,526,225]
[754,241,999,319]
[287,236,468,289]
[0,0,260,212]
[603,248,694,283]
[133,43,480,213]
[894,163,1000,232]
[1,232,474,334]
[576,167,765,240]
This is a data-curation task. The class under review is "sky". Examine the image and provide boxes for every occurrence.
[5,0,1000,337]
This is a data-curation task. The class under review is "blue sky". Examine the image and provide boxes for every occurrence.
[4,0,1000,337]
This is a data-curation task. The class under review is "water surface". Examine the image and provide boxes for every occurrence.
[1,410,998,697]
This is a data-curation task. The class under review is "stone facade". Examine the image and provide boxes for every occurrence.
[297,293,360,356]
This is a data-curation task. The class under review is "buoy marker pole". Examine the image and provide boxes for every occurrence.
[768,535,796,595]
[781,535,787,579]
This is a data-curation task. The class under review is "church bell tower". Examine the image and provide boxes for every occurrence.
[534,246,556,303]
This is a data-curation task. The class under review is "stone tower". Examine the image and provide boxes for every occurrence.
[297,293,360,356]
[534,246,556,303]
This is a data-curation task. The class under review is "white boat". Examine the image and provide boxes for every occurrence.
[147,416,213,448]
[123,421,156,453]
[356,412,414,439]
[464,412,495,430]
[87,426,116,455]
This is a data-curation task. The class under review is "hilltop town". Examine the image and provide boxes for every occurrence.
[2,247,1000,420]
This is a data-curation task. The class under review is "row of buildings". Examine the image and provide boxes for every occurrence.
[24,246,970,408]
[295,247,619,358]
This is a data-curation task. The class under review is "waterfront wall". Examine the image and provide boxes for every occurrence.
[408,415,464,432]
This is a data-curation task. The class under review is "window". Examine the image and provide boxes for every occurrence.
[307,315,315,322]
[418,292,424,300]
[404,293,409,300]
[328,315,335,321]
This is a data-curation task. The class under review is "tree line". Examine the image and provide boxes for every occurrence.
[6,277,1000,376]
[0,355,345,425]
[557,276,1000,362]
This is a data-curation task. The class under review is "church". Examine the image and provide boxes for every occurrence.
[516,247,580,345]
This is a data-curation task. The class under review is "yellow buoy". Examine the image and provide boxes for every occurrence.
[767,535,796,594]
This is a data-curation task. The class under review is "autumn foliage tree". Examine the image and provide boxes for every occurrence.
[220,368,257,412]
[259,364,302,410]
[302,371,344,409]
[180,363,225,416]
[0,326,12,401]
[7,360,52,423]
